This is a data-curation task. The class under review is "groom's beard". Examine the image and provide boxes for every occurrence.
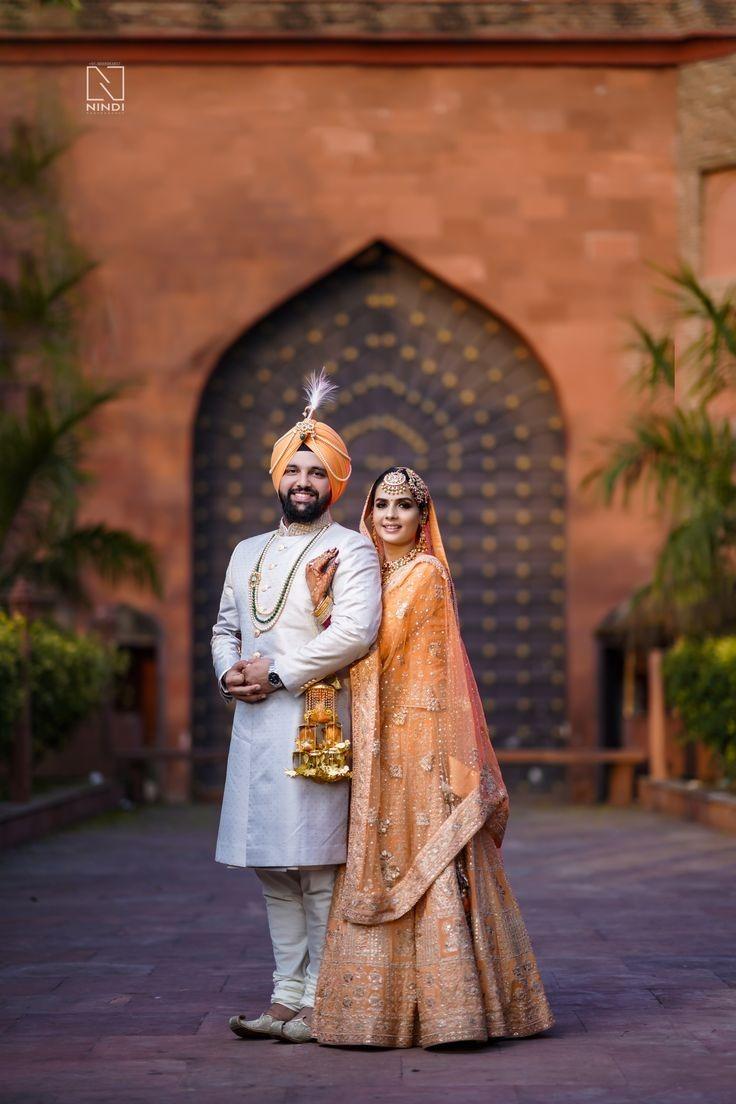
[279,486,332,524]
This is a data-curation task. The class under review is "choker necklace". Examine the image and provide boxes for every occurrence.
[381,536,427,578]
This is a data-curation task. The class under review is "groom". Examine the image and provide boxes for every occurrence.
[211,382,381,1043]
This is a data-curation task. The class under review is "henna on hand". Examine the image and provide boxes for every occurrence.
[306,547,339,611]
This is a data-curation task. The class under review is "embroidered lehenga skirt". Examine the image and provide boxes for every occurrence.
[314,824,553,1047]
[312,555,554,1048]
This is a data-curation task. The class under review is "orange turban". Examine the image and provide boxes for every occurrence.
[268,372,352,503]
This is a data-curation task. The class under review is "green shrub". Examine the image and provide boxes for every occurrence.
[0,612,122,766]
[0,614,24,754]
[663,635,736,783]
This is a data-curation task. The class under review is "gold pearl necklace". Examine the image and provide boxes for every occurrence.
[381,536,427,578]
[249,522,331,635]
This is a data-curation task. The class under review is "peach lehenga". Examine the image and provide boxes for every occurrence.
[312,493,554,1048]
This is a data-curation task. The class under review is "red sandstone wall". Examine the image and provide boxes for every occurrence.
[703,169,736,280]
[0,64,680,798]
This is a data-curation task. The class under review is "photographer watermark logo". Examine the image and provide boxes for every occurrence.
[86,64,125,113]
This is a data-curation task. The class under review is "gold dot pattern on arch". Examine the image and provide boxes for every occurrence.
[340,414,428,456]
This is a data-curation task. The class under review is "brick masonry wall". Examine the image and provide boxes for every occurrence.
[0,63,680,797]
[678,54,736,272]
[677,54,736,425]
[702,168,736,281]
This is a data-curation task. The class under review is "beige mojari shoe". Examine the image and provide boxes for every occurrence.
[228,1012,285,1039]
[280,1015,315,1043]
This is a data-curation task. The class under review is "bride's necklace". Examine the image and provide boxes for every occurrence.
[381,536,426,578]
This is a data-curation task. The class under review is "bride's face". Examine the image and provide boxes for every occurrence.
[372,492,421,549]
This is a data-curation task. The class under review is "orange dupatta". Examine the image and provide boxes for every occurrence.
[339,489,509,925]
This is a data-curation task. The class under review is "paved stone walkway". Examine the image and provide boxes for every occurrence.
[1,802,735,1103]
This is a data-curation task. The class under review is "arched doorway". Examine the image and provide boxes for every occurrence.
[192,242,567,792]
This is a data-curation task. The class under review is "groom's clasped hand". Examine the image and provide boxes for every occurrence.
[222,656,272,703]
[222,545,339,705]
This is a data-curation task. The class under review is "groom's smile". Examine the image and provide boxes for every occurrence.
[290,488,318,506]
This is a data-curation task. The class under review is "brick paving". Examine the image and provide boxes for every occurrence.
[1,802,735,1104]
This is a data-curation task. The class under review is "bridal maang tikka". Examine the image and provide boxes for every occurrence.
[377,468,430,521]
[377,468,428,503]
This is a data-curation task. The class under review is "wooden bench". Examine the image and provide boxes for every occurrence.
[113,747,227,802]
[496,748,648,805]
[116,746,648,806]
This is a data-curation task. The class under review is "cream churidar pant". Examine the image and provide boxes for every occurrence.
[254,866,337,1009]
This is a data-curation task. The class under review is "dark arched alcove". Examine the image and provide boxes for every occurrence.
[192,242,567,791]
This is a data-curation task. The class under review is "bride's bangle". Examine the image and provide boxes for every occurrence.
[313,595,333,624]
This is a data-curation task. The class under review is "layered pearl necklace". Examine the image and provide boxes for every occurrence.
[249,521,331,636]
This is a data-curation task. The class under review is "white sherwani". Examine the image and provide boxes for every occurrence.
[211,511,381,869]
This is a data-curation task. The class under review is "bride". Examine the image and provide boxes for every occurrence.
[311,466,554,1048]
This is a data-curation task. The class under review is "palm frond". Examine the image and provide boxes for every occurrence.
[625,318,675,393]
[0,118,72,195]
[0,383,122,547]
[654,511,730,593]
[646,261,736,402]
[0,251,97,372]
[26,524,162,601]
[0,107,158,611]
[579,407,727,514]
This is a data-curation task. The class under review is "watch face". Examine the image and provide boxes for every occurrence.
[268,671,281,687]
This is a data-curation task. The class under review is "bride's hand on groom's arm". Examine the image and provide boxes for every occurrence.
[306,548,339,620]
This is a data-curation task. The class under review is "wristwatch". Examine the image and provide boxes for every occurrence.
[268,665,283,690]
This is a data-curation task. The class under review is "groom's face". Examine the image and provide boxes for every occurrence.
[278,448,332,524]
